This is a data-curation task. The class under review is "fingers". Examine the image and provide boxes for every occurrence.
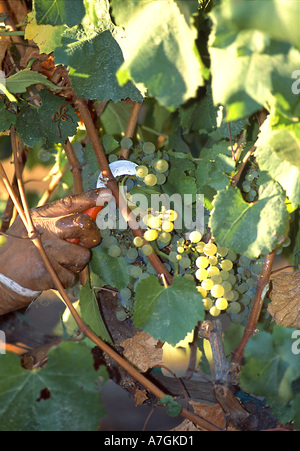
[54,213,101,248]
[33,188,112,218]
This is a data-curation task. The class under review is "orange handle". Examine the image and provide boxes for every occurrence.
[67,206,104,244]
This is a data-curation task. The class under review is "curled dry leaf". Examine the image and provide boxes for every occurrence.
[120,331,163,373]
[134,389,148,406]
[190,400,238,431]
[268,270,300,329]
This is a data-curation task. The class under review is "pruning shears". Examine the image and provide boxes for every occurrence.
[69,160,137,243]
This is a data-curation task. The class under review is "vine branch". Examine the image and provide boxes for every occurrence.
[120,101,142,159]
[231,249,276,365]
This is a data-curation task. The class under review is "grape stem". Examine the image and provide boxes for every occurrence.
[75,97,173,286]
[231,249,276,365]
[119,102,142,159]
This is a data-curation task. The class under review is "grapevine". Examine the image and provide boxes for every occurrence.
[0,0,299,433]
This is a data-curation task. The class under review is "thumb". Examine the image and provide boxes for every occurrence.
[33,189,112,218]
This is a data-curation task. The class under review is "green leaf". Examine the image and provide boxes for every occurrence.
[209,1,300,120]
[90,244,131,291]
[34,0,85,27]
[0,99,17,131]
[16,90,78,148]
[0,342,107,431]
[54,30,143,103]
[158,395,182,417]
[79,282,112,343]
[25,11,64,53]
[256,119,300,206]
[6,68,61,94]
[115,0,204,110]
[133,275,205,346]
[209,182,289,259]
[240,325,300,426]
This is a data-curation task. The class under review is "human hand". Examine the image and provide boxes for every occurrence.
[0,188,111,314]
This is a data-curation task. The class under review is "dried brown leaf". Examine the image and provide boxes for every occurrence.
[120,331,163,373]
[268,270,300,329]
[134,388,148,406]
[190,400,238,431]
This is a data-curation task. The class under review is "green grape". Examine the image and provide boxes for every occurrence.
[227,302,241,314]
[207,265,220,277]
[144,229,158,241]
[240,295,251,306]
[217,246,228,257]
[38,149,51,162]
[179,257,191,269]
[162,221,174,233]
[215,297,228,310]
[108,154,118,163]
[130,266,143,279]
[120,137,133,150]
[203,242,217,256]
[102,236,118,248]
[196,241,205,253]
[168,251,179,263]
[224,290,235,301]
[221,280,232,292]
[202,297,213,310]
[197,286,207,298]
[201,279,214,291]
[220,259,233,271]
[136,165,149,178]
[210,284,225,298]
[220,270,230,280]
[158,231,172,244]
[108,245,122,258]
[211,274,222,285]
[115,308,127,321]
[208,255,218,265]
[142,244,153,256]
[144,174,157,186]
[148,215,161,229]
[242,181,251,193]
[237,282,248,294]
[143,142,156,154]
[195,268,208,281]
[119,287,131,300]
[196,256,209,269]
[177,246,185,254]
[209,306,221,317]
[154,159,169,173]
[127,248,138,260]
[156,173,167,185]
[133,236,144,247]
[189,231,202,243]
[164,210,178,221]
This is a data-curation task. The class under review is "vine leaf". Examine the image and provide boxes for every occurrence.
[114,0,204,110]
[6,68,61,94]
[54,30,144,103]
[239,325,300,427]
[0,342,107,431]
[79,282,112,343]
[133,275,205,346]
[209,181,289,259]
[25,11,64,54]
[34,0,85,27]
[268,270,300,329]
[16,90,78,148]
